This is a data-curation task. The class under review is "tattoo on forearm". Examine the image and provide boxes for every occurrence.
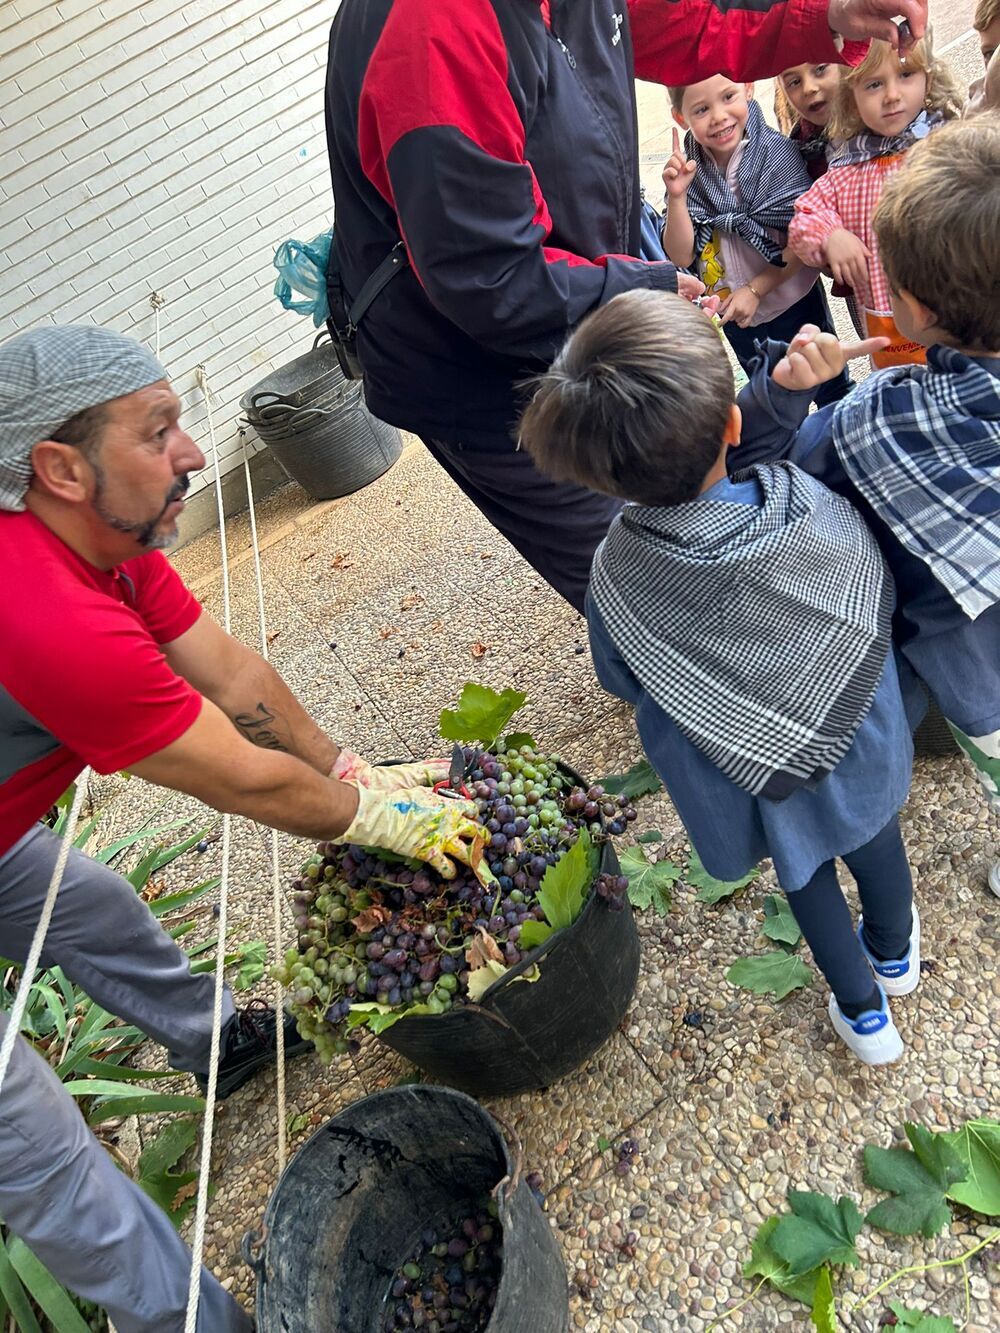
[233,703,289,752]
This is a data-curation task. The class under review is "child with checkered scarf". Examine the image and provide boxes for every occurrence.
[517,288,919,1066]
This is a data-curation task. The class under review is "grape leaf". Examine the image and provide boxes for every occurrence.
[465,926,504,971]
[439,683,527,749]
[761,894,803,948]
[688,849,759,903]
[597,1135,612,1153]
[518,919,554,951]
[636,829,664,844]
[809,1267,837,1333]
[727,952,813,1000]
[864,1123,968,1238]
[888,1301,958,1331]
[620,844,680,916]
[599,758,663,799]
[772,1191,863,1275]
[465,960,541,1002]
[347,1000,434,1034]
[501,732,537,752]
[537,827,597,929]
[743,1217,821,1305]
[938,1118,1000,1217]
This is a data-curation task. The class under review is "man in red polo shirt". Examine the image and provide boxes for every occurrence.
[0,324,485,1331]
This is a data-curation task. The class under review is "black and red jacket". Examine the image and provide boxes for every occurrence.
[325,0,846,447]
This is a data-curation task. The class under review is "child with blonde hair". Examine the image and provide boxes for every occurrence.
[663,77,849,404]
[789,37,962,368]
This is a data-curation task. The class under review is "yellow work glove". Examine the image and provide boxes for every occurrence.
[332,784,492,884]
[330,747,451,793]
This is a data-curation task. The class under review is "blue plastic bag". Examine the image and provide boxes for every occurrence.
[273,230,332,327]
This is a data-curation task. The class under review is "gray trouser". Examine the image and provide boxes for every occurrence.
[0,824,250,1332]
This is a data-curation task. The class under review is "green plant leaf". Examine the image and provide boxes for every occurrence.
[6,1235,91,1331]
[620,844,679,916]
[287,1111,312,1136]
[887,1300,959,1331]
[636,829,664,844]
[597,1135,612,1153]
[537,827,596,929]
[136,1118,201,1228]
[85,1093,205,1124]
[501,732,537,752]
[772,1192,863,1275]
[938,1118,1000,1217]
[93,818,194,864]
[439,683,527,749]
[809,1267,837,1332]
[0,1237,43,1333]
[518,919,554,951]
[347,1001,435,1035]
[147,878,217,918]
[233,940,268,991]
[127,828,207,890]
[742,1217,820,1304]
[688,849,759,903]
[727,952,813,1000]
[761,894,803,948]
[599,758,663,799]
[864,1123,968,1238]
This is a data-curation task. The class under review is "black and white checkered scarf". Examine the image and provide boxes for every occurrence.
[685,100,814,266]
[590,463,893,800]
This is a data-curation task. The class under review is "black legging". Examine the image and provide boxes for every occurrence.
[785,816,914,1017]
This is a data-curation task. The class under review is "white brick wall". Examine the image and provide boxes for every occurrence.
[0,0,340,496]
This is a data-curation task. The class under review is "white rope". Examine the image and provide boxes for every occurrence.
[149,292,166,361]
[185,365,233,1333]
[0,776,89,1099]
[241,429,288,1177]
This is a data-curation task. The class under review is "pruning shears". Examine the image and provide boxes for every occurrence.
[432,743,474,800]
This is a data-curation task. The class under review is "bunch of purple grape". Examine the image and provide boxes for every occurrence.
[595,871,631,913]
[382,1199,502,1331]
[272,743,636,1062]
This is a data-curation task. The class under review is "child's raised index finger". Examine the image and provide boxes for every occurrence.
[672,126,680,154]
[841,336,891,361]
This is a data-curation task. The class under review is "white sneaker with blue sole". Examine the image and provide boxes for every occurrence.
[828,986,904,1065]
[857,904,921,996]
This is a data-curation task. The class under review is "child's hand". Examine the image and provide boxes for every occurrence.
[771,325,891,391]
[719,285,761,328]
[824,229,872,294]
[662,128,697,199]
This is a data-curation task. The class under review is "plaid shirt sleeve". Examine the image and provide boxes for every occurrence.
[788,171,844,267]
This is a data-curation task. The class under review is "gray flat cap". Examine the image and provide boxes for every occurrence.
[0,324,167,511]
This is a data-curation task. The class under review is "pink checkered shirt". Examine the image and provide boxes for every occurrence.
[788,153,907,314]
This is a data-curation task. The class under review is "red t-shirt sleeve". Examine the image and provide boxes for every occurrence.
[11,557,203,776]
[124,551,202,644]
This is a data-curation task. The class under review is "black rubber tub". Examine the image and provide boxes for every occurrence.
[377,838,640,1096]
[242,1086,569,1333]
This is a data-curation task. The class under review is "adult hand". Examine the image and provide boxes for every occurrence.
[676,271,706,301]
[827,0,926,48]
[330,747,450,793]
[824,229,872,294]
[771,326,890,391]
[719,285,761,328]
[331,783,493,884]
[662,128,698,198]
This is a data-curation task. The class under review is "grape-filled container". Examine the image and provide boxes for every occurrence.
[378,836,639,1096]
[242,1085,569,1333]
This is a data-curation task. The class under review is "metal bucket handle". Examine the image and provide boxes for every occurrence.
[488,1110,525,1211]
[240,1224,267,1277]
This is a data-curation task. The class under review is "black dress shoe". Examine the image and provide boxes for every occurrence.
[194,1000,312,1100]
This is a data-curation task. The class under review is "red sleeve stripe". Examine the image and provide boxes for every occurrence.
[358,0,525,209]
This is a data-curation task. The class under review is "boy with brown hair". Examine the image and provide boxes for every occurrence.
[519,290,917,1065]
[737,114,1000,893]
